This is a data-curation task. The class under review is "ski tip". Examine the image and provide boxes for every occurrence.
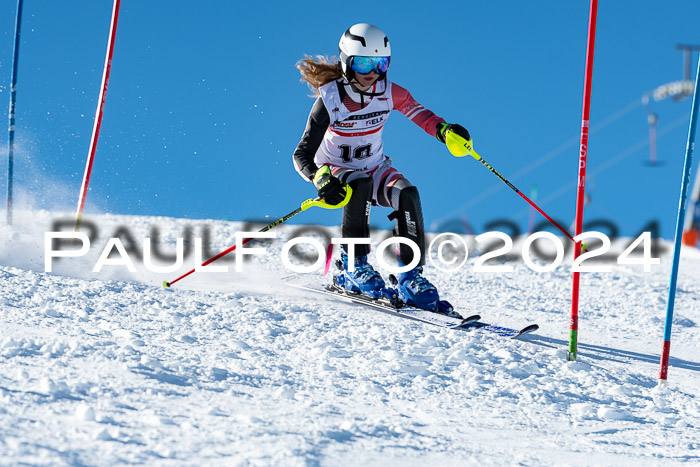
[514,324,539,337]
[163,281,170,288]
[460,314,481,325]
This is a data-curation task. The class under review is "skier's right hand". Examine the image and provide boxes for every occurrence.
[313,166,347,206]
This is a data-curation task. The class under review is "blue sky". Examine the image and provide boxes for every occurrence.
[1,0,700,240]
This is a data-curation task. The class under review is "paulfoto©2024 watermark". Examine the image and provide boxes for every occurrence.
[44,221,663,276]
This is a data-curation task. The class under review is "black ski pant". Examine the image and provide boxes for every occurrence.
[340,174,425,266]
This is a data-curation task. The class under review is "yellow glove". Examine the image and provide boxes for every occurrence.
[437,123,473,157]
[313,166,347,206]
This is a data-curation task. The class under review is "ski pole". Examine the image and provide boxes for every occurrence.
[163,187,352,288]
[472,148,576,244]
[444,132,577,245]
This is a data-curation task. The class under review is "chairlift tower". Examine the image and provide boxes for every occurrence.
[642,45,700,165]
[677,44,700,85]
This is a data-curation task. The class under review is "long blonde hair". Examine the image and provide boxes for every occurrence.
[296,55,343,97]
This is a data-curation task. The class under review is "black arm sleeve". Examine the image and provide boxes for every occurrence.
[292,97,331,181]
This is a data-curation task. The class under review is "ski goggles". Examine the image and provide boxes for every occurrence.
[350,56,390,75]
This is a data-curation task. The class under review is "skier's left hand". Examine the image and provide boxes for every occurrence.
[437,123,470,143]
[437,123,473,157]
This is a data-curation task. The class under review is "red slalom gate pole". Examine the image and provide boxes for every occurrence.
[75,0,121,230]
[568,0,598,362]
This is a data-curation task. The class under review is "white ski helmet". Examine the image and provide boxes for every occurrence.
[338,23,391,81]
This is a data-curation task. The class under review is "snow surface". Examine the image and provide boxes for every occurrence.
[1,210,699,466]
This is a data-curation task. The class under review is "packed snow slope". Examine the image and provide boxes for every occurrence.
[1,210,699,466]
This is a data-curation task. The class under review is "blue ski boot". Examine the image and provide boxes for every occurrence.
[394,267,458,316]
[396,266,441,311]
[335,251,386,299]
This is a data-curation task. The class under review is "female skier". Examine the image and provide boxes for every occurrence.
[292,23,471,313]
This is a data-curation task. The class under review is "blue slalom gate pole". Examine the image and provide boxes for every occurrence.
[659,57,700,382]
[6,0,24,225]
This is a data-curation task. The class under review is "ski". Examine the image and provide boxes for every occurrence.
[285,277,538,339]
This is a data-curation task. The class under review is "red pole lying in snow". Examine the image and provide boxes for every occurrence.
[568,0,598,362]
[75,0,121,230]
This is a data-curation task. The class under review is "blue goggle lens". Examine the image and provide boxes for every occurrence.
[350,56,390,74]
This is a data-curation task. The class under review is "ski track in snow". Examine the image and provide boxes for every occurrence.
[1,211,699,465]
